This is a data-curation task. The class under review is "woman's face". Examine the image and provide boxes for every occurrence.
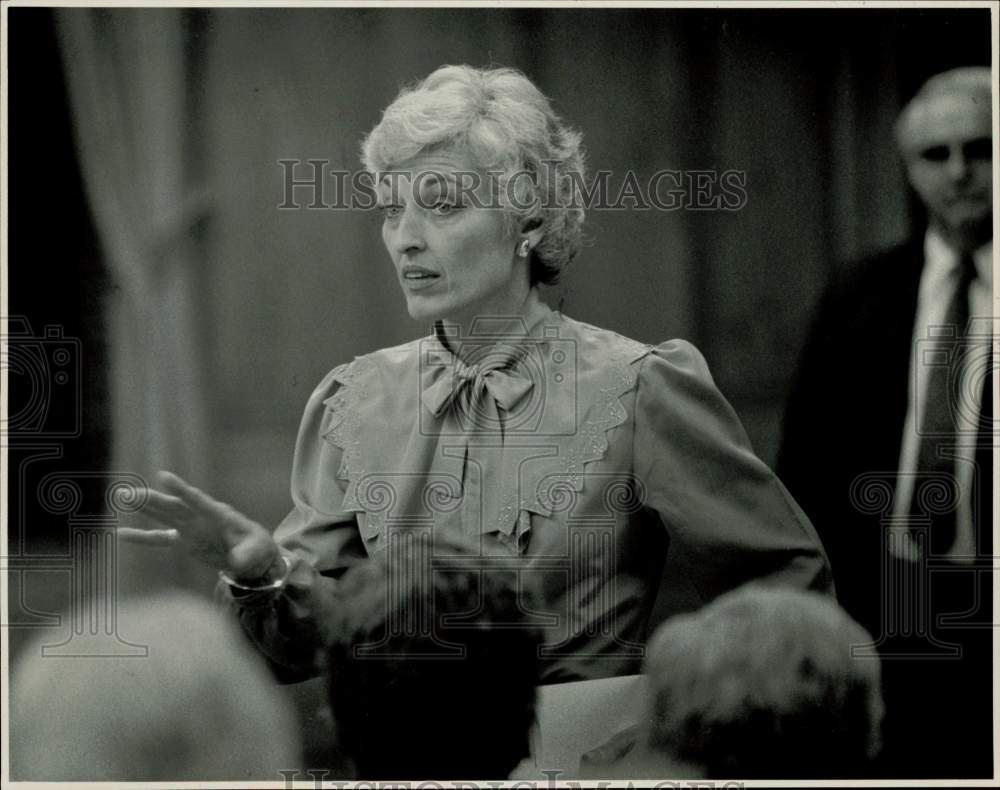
[377,149,528,325]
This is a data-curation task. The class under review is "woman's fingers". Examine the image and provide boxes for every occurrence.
[145,471,267,571]
[157,471,228,518]
[118,527,180,547]
[141,490,192,527]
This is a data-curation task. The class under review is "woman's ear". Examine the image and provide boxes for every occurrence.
[520,218,544,250]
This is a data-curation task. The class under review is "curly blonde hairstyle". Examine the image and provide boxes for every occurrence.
[361,64,587,286]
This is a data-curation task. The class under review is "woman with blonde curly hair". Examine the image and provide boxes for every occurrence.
[127,65,832,688]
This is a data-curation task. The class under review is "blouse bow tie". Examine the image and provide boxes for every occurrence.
[422,349,535,423]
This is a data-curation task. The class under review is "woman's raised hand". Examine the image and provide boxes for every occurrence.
[120,471,282,582]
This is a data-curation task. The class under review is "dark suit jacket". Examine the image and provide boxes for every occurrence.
[776,238,924,635]
[776,237,993,778]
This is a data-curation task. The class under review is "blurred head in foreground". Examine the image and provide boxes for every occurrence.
[325,534,542,779]
[11,593,300,781]
[642,584,883,778]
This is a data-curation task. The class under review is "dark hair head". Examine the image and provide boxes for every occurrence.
[644,584,883,779]
[325,535,542,779]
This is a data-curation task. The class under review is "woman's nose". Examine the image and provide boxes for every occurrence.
[391,207,426,255]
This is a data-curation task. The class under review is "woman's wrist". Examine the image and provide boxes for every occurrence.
[219,553,292,592]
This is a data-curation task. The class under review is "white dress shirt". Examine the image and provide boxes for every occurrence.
[892,230,994,562]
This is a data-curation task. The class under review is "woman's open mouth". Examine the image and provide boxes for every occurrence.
[401,266,442,290]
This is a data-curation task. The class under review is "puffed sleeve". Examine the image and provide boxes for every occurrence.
[633,341,833,602]
[220,365,366,682]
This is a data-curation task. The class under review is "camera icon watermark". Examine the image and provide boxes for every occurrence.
[2,316,82,439]
[418,317,577,437]
[914,316,997,438]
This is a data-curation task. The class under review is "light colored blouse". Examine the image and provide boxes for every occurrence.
[229,291,832,682]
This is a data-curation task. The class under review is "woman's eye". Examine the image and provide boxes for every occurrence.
[431,202,459,216]
[381,204,403,219]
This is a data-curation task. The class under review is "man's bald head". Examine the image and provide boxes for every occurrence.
[896,68,992,150]
[895,67,993,252]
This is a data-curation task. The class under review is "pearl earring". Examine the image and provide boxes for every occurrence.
[519,239,531,257]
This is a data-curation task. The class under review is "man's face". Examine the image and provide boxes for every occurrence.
[899,93,993,249]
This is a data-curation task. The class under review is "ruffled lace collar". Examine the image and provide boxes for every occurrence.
[322,292,651,552]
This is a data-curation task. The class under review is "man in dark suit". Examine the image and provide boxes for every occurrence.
[778,67,993,778]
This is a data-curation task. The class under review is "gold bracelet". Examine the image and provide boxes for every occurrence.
[218,554,293,592]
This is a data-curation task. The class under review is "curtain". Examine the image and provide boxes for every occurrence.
[56,8,210,594]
